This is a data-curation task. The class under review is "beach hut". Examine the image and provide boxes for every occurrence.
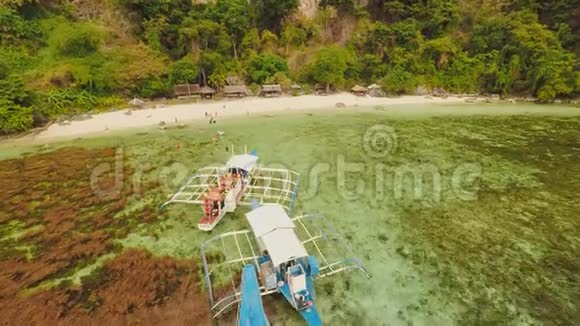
[200,86,216,99]
[351,85,367,96]
[223,85,250,97]
[259,84,283,97]
[174,83,202,98]
[174,83,201,98]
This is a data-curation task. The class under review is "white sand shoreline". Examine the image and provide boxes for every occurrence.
[2,93,580,146]
[33,93,466,140]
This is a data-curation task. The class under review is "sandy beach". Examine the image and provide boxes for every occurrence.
[31,93,466,140]
[2,93,578,145]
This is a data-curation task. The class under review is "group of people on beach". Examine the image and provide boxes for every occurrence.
[205,111,218,124]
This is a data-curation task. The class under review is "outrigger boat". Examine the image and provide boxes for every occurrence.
[161,148,299,231]
[200,204,371,325]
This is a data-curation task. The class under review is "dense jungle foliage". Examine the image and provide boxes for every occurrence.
[0,0,578,133]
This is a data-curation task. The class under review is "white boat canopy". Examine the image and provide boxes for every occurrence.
[261,228,308,267]
[225,154,258,172]
[246,204,294,237]
[245,204,308,267]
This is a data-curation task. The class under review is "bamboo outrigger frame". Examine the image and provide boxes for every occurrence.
[161,166,300,212]
[200,213,371,319]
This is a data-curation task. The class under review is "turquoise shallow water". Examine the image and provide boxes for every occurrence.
[2,104,579,325]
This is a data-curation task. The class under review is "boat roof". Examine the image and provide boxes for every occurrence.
[246,205,294,237]
[225,154,258,171]
[261,229,308,267]
[245,205,308,267]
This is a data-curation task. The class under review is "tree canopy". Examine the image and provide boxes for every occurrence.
[247,53,288,84]
[310,46,351,92]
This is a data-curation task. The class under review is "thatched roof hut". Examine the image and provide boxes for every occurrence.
[351,85,367,96]
[174,83,201,97]
[223,85,249,97]
[259,84,282,97]
[199,86,216,99]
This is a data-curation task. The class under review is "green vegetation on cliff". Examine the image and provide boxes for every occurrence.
[0,0,578,133]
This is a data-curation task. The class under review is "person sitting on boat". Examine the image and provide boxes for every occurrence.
[210,201,219,218]
[297,294,306,309]
[230,168,239,179]
[219,175,227,189]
